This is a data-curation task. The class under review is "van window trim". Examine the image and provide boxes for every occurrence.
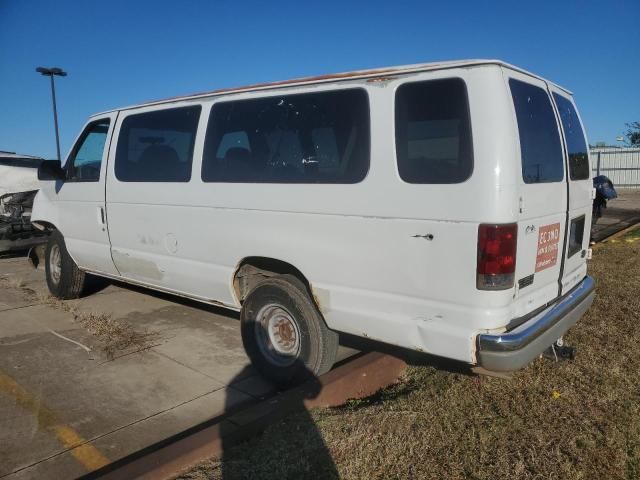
[200,86,372,184]
[392,75,475,185]
[64,117,112,183]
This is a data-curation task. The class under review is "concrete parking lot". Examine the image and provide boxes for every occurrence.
[591,190,640,241]
[0,255,354,479]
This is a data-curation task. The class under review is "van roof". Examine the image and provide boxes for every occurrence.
[94,59,571,116]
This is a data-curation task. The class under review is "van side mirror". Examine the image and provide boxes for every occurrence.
[38,160,66,181]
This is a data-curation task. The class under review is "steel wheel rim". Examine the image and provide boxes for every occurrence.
[255,304,301,367]
[49,244,62,285]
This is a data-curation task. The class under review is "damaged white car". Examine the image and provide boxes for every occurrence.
[0,151,49,252]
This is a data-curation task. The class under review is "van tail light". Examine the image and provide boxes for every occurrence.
[477,223,518,290]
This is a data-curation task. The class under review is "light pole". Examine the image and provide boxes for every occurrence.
[36,67,67,162]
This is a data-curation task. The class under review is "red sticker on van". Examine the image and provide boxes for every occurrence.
[535,223,561,272]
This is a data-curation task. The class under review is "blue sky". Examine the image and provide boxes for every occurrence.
[1,0,638,159]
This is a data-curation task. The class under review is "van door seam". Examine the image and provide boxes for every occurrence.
[103,111,122,276]
[547,83,570,298]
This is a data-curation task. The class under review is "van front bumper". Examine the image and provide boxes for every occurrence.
[476,276,595,372]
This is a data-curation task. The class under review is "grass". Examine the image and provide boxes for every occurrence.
[610,227,640,243]
[180,228,640,480]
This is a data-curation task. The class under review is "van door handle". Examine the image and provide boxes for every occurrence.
[98,206,105,225]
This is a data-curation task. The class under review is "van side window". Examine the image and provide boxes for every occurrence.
[115,106,201,182]
[509,79,564,183]
[395,78,473,184]
[553,94,590,180]
[202,89,370,183]
[66,119,110,182]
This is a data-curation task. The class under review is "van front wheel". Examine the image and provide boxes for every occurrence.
[45,230,86,299]
[240,275,339,387]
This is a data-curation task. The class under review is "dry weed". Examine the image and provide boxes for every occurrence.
[39,294,159,360]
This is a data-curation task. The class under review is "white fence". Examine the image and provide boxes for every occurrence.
[590,147,640,189]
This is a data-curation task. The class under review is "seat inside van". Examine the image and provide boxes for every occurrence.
[137,144,187,179]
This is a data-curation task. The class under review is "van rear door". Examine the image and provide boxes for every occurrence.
[506,72,568,318]
[549,88,593,295]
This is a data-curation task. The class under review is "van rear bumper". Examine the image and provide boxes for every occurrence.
[476,276,595,372]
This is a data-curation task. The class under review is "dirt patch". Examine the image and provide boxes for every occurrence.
[1,270,161,360]
[76,310,159,360]
[180,238,640,480]
[40,295,160,360]
[0,275,159,359]
[0,275,37,297]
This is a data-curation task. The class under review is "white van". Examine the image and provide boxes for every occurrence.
[32,60,595,384]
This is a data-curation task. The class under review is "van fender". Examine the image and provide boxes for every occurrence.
[30,189,61,233]
[230,256,330,315]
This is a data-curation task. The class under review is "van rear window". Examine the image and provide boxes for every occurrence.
[202,89,370,183]
[115,106,201,182]
[395,78,473,184]
[509,79,564,183]
[553,94,590,180]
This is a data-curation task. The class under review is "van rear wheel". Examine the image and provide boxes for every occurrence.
[240,275,339,387]
[45,230,86,299]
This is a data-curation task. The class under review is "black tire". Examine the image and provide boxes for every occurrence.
[45,230,86,299]
[240,274,339,387]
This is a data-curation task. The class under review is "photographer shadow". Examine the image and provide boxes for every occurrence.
[220,361,339,480]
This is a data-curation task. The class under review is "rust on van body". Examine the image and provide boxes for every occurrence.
[93,60,573,117]
[155,67,399,105]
